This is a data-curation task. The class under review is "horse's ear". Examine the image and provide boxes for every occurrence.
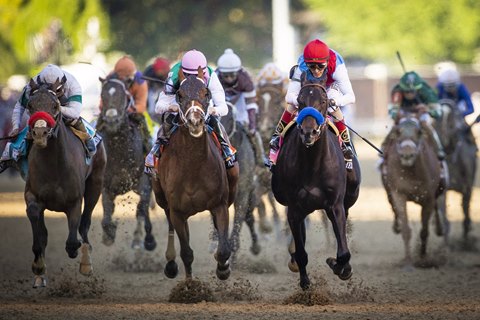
[29,78,38,91]
[99,76,105,84]
[61,74,67,85]
[197,66,203,79]
[178,67,185,82]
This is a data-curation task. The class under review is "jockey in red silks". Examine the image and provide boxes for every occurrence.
[267,39,356,171]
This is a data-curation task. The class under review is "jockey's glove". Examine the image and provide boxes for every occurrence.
[388,104,399,119]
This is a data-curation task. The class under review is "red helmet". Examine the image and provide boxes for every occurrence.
[152,57,170,76]
[303,39,330,63]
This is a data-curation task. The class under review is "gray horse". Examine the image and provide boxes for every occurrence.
[97,77,156,251]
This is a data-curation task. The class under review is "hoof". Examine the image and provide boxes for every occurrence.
[288,258,299,273]
[131,239,144,250]
[300,277,310,290]
[216,263,231,280]
[326,257,353,281]
[392,222,401,234]
[102,232,115,246]
[164,260,178,279]
[144,237,157,251]
[79,263,93,276]
[250,243,261,256]
[32,275,47,288]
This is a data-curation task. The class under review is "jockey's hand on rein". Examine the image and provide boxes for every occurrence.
[168,104,179,113]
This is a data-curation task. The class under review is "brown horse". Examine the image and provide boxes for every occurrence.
[152,67,239,280]
[381,112,446,266]
[271,82,361,289]
[25,78,106,287]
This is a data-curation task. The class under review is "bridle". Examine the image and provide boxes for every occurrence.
[28,87,62,139]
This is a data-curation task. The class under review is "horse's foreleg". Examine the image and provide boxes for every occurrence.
[229,192,250,266]
[26,194,47,287]
[65,202,83,259]
[211,205,231,280]
[419,203,433,258]
[462,189,473,240]
[164,209,178,279]
[325,203,352,281]
[287,208,309,289]
[391,194,412,265]
[136,178,156,251]
[101,191,117,246]
[170,211,194,279]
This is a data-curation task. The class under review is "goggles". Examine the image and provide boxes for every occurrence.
[221,72,238,80]
[306,63,327,71]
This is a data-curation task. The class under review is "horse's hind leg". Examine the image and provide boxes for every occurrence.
[26,193,47,287]
[245,205,261,255]
[462,189,473,240]
[419,204,433,258]
[211,205,231,280]
[163,209,178,278]
[101,191,117,246]
[134,177,156,251]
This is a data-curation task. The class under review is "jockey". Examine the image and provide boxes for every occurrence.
[382,71,445,160]
[215,48,265,166]
[0,64,95,174]
[143,57,171,124]
[99,55,151,154]
[144,49,236,174]
[436,68,475,119]
[256,62,288,89]
[267,39,356,170]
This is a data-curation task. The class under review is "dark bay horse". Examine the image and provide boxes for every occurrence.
[25,78,106,287]
[435,99,477,240]
[97,77,156,251]
[381,112,447,266]
[216,100,260,265]
[152,67,239,280]
[271,82,361,289]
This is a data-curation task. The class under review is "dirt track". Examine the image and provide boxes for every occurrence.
[1,146,479,320]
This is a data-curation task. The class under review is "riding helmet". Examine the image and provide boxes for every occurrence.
[303,39,330,63]
[38,64,65,84]
[399,71,423,91]
[217,48,242,73]
[181,50,207,75]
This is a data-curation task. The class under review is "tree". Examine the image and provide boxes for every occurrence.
[303,0,480,65]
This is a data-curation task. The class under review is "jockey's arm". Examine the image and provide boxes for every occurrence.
[131,82,148,113]
[155,91,177,114]
[329,64,355,107]
[285,66,301,113]
[59,71,83,120]
[208,72,228,117]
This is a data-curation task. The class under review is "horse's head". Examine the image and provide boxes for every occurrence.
[99,77,131,132]
[27,78,62,148]
[296,83,329,147]
[393,115,423,166]
[176,67,211,137]
[437,98,466,154]
[256,83,285,135]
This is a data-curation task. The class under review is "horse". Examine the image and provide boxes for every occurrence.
[152,67,239,280]
[254,79,288,235]
[24,78,106,287]
[271,82,361,289]
[380,111,447,266]
[96,77,156,251]
[214,100,260,265]
[435,99,478,241]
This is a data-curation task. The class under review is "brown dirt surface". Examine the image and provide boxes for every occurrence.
[1,140,480,320]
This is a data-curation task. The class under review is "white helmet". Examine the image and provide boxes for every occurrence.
[38,64,65,84]
[439,68,460,86]
[217,48,242,73]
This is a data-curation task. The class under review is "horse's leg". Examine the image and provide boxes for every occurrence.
[287,207,309,289]
[390,193,412,265]
[65,201,83,259]
[267,191,282,239]
[26,192,47,288]
[208,215,219,254]
[419,202,434,258]
[80,166,104,276]
[226,164,239,207]
[256,196,272,234]
[134,177,156,251]
[101,190,117,246]
[169,211,194,279]
[245,203,261,255]
[462,188,473,241]
[164,209,178,278]
[325,203,352,281]
[211,205,231,280]
[229,192,249,266]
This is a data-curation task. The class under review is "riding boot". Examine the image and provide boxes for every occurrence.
[339,128,354,171]
[266,109,294,168]
[144,112,176,176]
[0,159,16,174]
[72,119,96,158]
[424,123,446,160]
[208,115,237,169]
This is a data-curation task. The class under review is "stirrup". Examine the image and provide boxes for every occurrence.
[345,158,353,171]
[0,159,15,174]
[269,135,280,151]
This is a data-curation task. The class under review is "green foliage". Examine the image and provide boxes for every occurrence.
[304,0,480,64]
[0,0,109,81]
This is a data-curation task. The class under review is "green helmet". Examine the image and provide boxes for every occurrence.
[399,71,423,91]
